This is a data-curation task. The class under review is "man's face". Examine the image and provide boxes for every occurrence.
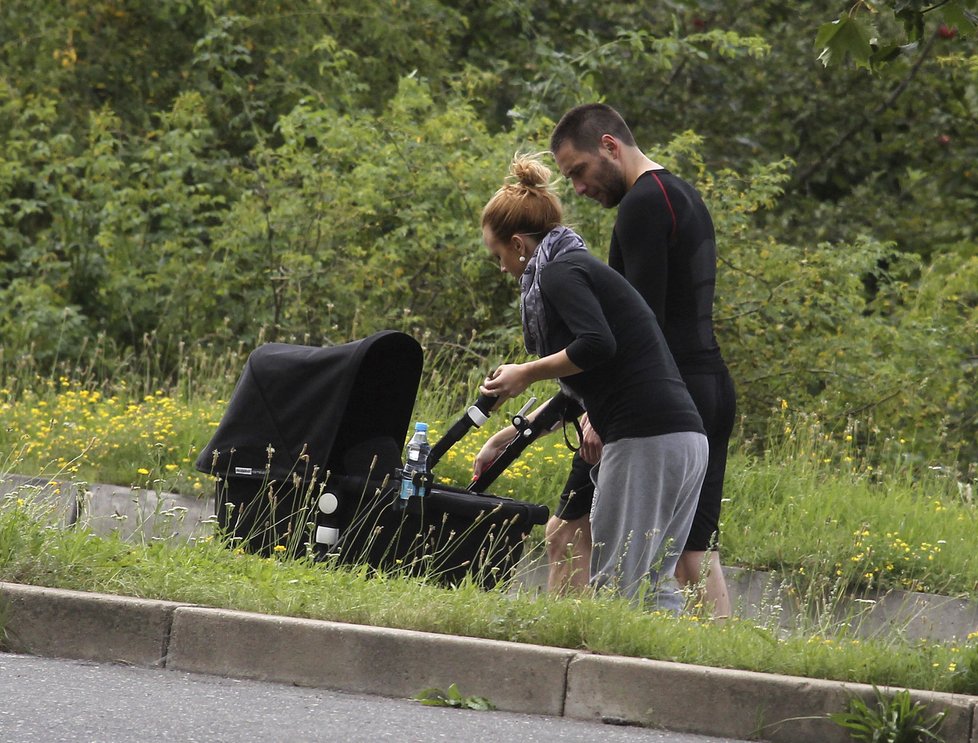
[553,141,628,208]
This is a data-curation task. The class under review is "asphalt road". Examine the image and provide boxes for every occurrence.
[0,653,755,743]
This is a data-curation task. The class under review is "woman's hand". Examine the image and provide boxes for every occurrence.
[473,431,511,478]
[579,413,603,465]
[480,363,532,402]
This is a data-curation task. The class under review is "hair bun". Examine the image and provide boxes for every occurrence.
[482,151,563,238]
[510,153,552,189]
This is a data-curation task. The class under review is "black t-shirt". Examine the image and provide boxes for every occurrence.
[537,251,704,443]
[610,169,725,373]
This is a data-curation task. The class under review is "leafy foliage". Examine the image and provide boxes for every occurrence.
[829,686,946,742]
[816,1,978,71]
[415,683,496,711]
[0,0,976,460]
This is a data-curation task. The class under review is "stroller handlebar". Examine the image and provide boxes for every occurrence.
[426,392,499,471]
[468,391,573,493]
[466,392,499,427]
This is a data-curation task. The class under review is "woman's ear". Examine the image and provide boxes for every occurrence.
[511,235,525,258]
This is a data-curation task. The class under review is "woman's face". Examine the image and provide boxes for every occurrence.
[483,225,527,279]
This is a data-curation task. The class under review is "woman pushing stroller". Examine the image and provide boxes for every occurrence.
[474,153,707,612]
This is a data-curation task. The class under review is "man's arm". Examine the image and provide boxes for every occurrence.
[610,176,674,325]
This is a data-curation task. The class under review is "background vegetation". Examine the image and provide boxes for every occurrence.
[2,1,976,467]
[1,2,976,472]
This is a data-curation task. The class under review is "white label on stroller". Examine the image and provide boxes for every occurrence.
[318,492,338,514]
[235,467,253,475]
[316,526,340,546]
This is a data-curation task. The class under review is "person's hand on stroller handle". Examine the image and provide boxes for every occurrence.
[473,435,508,478]
[480,363,532,402]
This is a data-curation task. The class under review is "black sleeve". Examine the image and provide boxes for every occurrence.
[539,262,616,370]
[610,179,673,325]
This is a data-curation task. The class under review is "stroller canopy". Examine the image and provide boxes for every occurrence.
[195,331,423,482]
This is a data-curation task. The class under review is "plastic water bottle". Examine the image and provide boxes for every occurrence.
[399,422,431,502]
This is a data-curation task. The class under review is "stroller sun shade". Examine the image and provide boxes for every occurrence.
[195,330,423,483]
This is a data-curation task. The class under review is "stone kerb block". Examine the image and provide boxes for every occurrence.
[167,606,574,716]
[79,483,216,542]
[0,474,79,528]
[0,582,180,666]
[564,653,976,743]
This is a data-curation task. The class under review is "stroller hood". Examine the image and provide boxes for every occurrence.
[195,331,423,482]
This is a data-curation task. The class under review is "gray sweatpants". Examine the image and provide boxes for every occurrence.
[589,432,708,613]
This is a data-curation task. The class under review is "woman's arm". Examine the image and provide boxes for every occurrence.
[472,396,570,477]
[479,350,583,402]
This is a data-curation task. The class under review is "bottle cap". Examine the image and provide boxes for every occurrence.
[414,422,428,432]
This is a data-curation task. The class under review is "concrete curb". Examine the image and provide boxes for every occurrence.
[0,582,185,666]
[1,582,975,742]
[167,606,574,716]
[565,654,975,743]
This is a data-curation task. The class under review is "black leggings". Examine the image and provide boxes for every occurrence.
[681,368,736,551]
[554,367,736,552]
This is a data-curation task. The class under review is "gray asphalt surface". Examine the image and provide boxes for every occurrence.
[0,653,755,743]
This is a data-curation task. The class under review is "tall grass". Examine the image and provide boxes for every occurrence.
[3,344,978,695]
[723,401,977,597]
[2,487,978,696]
[2,350,976,596]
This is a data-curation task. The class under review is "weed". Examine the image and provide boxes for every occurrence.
[415,683,496,711]
[829,686,946,742]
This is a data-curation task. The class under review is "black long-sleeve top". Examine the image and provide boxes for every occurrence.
[610,169,726,374]
[537,251,704,443]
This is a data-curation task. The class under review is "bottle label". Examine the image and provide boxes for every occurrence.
[408,449,420,461]
[399,478,414,500]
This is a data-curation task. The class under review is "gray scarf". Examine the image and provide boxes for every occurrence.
[519,226,588,355]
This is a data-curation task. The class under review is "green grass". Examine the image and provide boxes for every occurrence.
[2,488,978,696]
[2,361,978,696]
[722,403,977,597]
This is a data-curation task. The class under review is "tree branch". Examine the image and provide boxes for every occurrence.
[793,30,940,189]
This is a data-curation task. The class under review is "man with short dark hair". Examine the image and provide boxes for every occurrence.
[547,103,736,617]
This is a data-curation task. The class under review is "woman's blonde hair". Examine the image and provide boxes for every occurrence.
[481,153,563,243]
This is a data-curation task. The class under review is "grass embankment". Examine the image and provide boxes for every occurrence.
[2,371,977,694]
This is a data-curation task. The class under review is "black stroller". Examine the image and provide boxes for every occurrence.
[195,330,576,589]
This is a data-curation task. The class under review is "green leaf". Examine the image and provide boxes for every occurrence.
[413,684,496,711]
[896,8,925,42]
[414,687,451,705]
[465,696,497,711]
[815,17,874,69]
[868,43,904,70]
